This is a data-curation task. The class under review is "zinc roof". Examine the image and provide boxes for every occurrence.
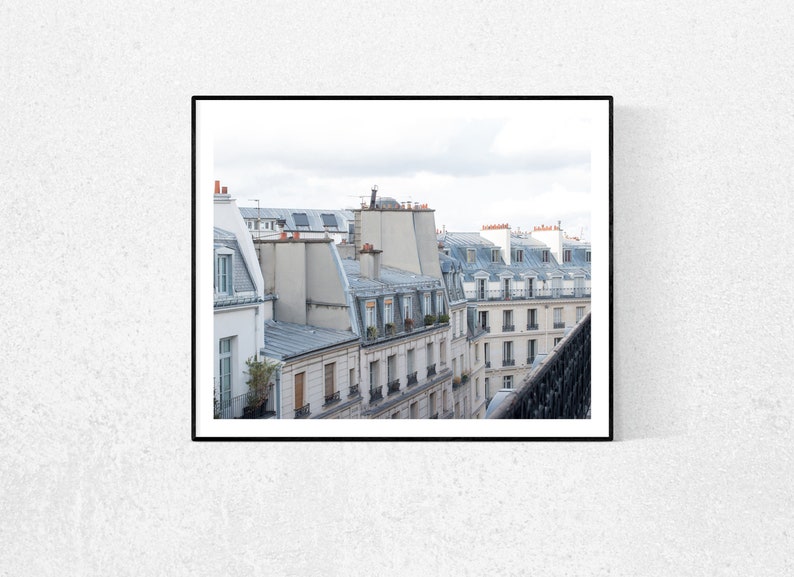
[262,320,358,361]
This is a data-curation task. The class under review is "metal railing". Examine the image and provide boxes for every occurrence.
[349,384,359,397]
[488,313,591,419]
[215,387,275,419]
[294,404,311,419]
[471,287,591,301]
[387,379,401,395]
[406,371,418,386]
[502,359,515,367]
[426,363,436,377]
[502,324,515,332]
[370,386,383,402]
[485,361,491,368]
[526,323,538,330]
[553,322,565,329]
[324,390,341,405]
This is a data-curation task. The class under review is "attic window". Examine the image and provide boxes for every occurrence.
[514,249,524,263]
[563,249,572,263]
[542,250,550,263]
[491,249,500,263]
[320,213,338,229]
[585,251,591,262]
[467,249,476,263]
[292,212,310,228]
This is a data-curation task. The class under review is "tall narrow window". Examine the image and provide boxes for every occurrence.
[484,342,490,366]
[563,249,572,263]
[216,255,230,294]
[554,307,564,328]
[502,309,514,332]
[424,293,432,315]
[478,310,489,331]
[503,341,514,366]
[403,295,412,320]
[324,363,336,398]
[514,249,523,263]
[429,392,437,416]
[439,340,446,365]
[542,250,550,263]
[384,299,394,323]
[407,349,414,374]
[574,276,585,297]
[585,251,591,262]
[436,293,444,315]
[387,355,396,383]
[491,249,500,263]
[527,308,538,329]
[551,277,562,297]
[365,300,376,328]
[485,377,490,399]
[218,338,232,408]
[528,339,537,364]
[577,306,585,322]
[369,360,379,389]
[525,277,534,298]
[467,249,476,263]
[410,402,418,419]
[294,372,305,409]
[502,278,511,299]
[477,278,486,300]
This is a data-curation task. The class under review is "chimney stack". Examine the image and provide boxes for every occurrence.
[359,244,383,280]
[214,180,220,194]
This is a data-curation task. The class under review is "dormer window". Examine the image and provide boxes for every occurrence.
[491,249,500,263]
[542,250,550,263]
[563,249,572,263]
[384,299,394,323]
[514,249,524,263]
[365,300,376,327]
[214,247,234,295]
[585,250,591,262]
[467,249,476,263]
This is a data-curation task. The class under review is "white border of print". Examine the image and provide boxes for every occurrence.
[193,96,611,440]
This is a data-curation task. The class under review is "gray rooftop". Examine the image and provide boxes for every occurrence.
[438,231,591,281]
[239,207,354,232]
[262,320,358,361]
[341,259,442,292]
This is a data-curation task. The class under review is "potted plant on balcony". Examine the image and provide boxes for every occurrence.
[244,356,280,418]
[453,376,461,386]
[424,314,436,326]
[461,372,469,384]
[367,325,378,339]
[385,322,395,336]
[404,318,414,332]
[438,313,450,324]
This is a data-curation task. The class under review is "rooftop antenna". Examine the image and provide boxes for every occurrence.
[369,185,378,209]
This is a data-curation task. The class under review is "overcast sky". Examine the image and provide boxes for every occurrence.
[210,99,601,238]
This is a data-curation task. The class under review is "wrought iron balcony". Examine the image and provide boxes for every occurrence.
[526,323,538,330]
[502,359,515,367]
[294,404,311,419]
[488,313,591,419]
[429,412,439,419]
[387,379,401,395]
[471,287,592,302]
[502,324,515,332]
[553,322,565,329]
[406,371,418,386]
[348,384,360,397]
[453,378,464,390]
[215,387,275,420]
[527,356,536,365]
[485,361,491,368]
[370,386,383,402]
[324,390,341,405]
[426,363,436,377]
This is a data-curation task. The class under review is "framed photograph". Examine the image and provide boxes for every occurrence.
[193,96,612,441]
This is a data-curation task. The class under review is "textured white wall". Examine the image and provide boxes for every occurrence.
[2,1,792,575]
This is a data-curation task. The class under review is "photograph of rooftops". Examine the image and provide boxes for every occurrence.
[212,98,602,421]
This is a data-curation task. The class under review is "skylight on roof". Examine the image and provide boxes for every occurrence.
[320,213,338,228]
[292,212,310,227]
